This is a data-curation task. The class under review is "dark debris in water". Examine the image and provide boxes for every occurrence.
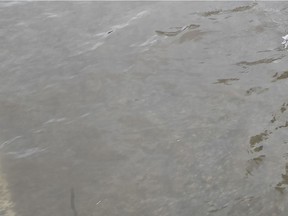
[246,100,288,178]
[257,49,274,53]
[231,3,257,12]
[275,121,288,130]
[236,57,282,67]
[245,155,265,176]
[155,30,180,37]
[207,203,228,213]
[275,163,288,193]
[186,24,200,29]
[201,9,222,17]
[253,145,263,152]
[272,71,288,82]
[271,116,276,123]
[70,188,78,216]
[155,24,200,37]
[249,130,270,148]
[271,103,288,123]
[280,103,288,113]
[246,98,288,179]
[178,30,207,43]
[245,87,268,96]
[200,3,257,17]
[213,78,239,85]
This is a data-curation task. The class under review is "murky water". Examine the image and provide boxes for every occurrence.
[1,1,288,215]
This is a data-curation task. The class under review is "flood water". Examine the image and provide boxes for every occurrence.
[1,1,288,216]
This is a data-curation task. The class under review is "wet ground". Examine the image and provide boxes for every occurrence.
[1,1,288,216]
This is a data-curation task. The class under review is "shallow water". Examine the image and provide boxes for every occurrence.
[1,1,288,216]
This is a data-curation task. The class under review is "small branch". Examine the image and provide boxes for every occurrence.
[70,188,78,216]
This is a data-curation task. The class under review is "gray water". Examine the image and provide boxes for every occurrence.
[1,1,288,216]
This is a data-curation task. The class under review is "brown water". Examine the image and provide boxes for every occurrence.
[1,1,288,216]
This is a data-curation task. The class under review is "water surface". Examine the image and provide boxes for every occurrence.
[1,1,288,216]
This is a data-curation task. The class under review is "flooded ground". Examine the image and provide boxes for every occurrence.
[1,1,288,215]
